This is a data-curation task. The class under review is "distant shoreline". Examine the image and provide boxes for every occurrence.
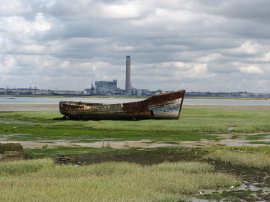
[0,95,270,100]
[0,95,148,99]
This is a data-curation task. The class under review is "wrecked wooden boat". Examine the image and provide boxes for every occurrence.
[59,90,185,120]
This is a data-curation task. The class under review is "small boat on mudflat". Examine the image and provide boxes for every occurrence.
[59,90,185,120]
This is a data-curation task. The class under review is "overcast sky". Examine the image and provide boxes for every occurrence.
[1,0,270,92]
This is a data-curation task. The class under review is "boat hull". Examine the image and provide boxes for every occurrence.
[59,90,185,120]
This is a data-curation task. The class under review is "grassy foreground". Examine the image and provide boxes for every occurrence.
[1,147,270,201]
[206,150,270,169]
[1,107,270,142]
[0,159,240,202]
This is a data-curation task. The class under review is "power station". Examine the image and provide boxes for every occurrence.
[125,56,131,93]
[83,56,154,96]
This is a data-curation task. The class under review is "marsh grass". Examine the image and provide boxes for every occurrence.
[1,107,270,142]
[245,133,270,140]
[205,150,270,169]
[249,141,270,145]
[151,161,214,173]
[0,158,53,176]
[0,159,240,202]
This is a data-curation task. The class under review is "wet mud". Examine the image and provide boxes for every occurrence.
[57,147,206,165]
[197,161,270,201]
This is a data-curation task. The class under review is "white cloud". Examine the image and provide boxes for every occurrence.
[0,0,31,16]
[239,65,263,74]
[33,13,52,32]
[234,41,267,55]
[185,63,214,78]
[0,13,51,38]
[149,61,189,70]
[198,53,222,63]
[259,52,270,62]
[99,2,142,19]
[19,44,45,53]
[0,55,16,73]
[146,61,214,79]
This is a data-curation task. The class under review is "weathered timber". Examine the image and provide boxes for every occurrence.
[59,90,185,120]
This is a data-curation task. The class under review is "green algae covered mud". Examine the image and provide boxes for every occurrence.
[0,106,270,146]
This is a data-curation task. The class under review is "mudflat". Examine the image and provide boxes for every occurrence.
[0,104,58,111]
[186,105,270,111]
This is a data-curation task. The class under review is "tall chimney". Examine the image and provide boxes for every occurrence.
[125,56,131,93]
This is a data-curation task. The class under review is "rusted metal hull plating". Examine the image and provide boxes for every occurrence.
[59,90,185,120]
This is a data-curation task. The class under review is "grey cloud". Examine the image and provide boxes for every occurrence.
[195,0,270,21]
[0,0,270,92]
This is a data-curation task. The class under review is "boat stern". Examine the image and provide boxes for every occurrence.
[148,98,183,119]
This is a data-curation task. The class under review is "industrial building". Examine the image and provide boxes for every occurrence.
[95,80,118,95]
[0,87,38,95]
[83,56,154,96]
